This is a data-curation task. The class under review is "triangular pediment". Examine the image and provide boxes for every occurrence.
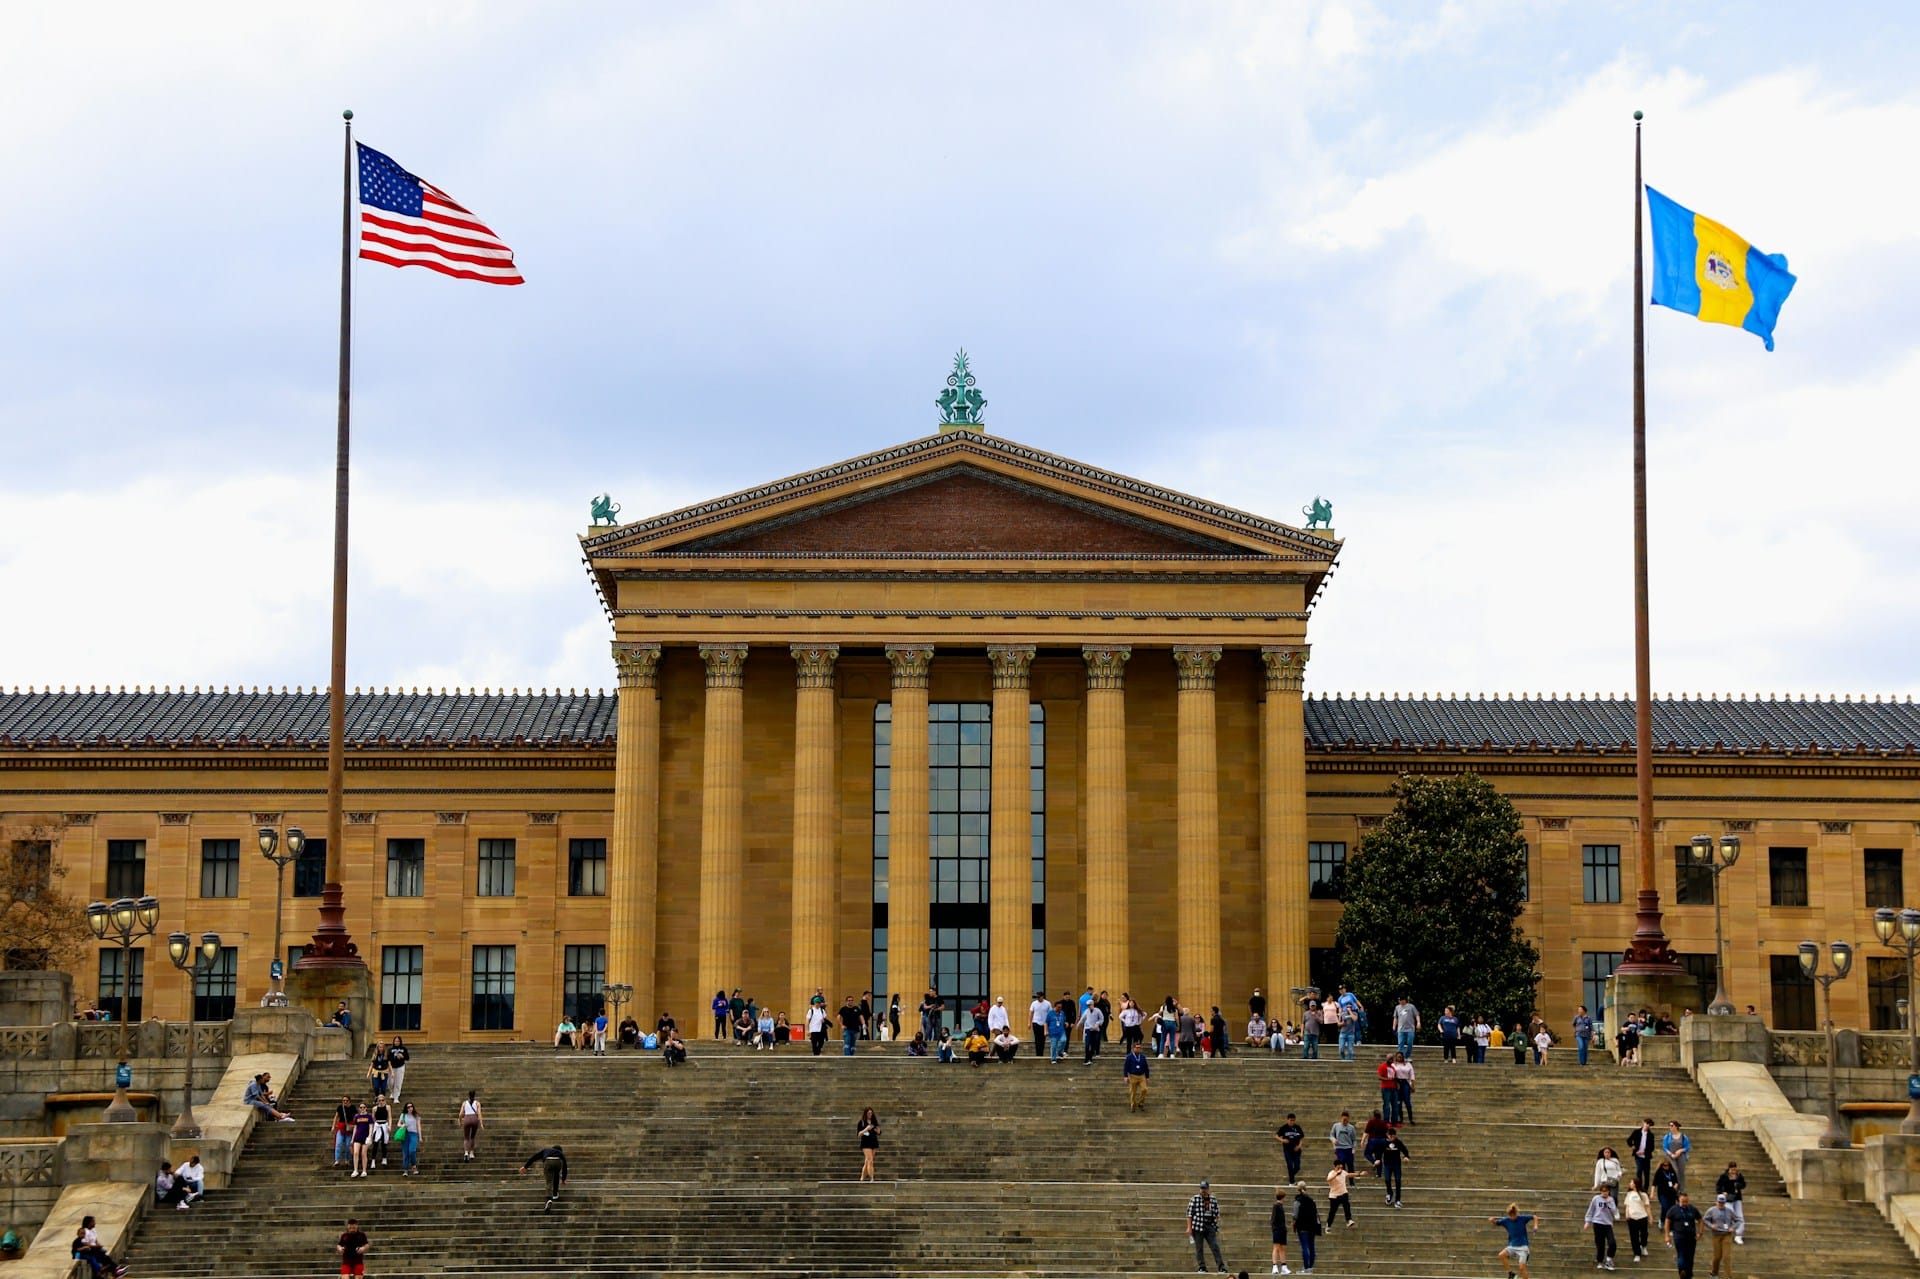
[681,466,1241,555]
[583,431,1339,563]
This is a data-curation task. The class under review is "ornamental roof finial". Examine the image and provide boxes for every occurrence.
[936,349,987,431]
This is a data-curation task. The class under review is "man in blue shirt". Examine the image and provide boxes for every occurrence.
[1572,1006,1596,1066]
[1488,1203,1539,1279]
[1122,1043,1150,1111]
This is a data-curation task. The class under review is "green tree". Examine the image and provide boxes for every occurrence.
[1334,773,1540,1038]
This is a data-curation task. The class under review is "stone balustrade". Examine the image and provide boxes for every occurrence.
[0,1021,230,1063]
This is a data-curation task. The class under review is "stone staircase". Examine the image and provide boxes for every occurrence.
[122,1040,1913,1277]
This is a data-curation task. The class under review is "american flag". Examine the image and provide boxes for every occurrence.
[355,143,523,285]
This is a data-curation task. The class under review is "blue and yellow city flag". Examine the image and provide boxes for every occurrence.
[1645,186,1796,350]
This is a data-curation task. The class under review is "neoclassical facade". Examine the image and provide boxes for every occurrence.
[3,429,1917,1040]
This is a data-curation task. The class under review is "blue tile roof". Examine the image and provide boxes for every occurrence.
[1303,694,1920,753]
[1,690,1913,754]
[0,690,616,747]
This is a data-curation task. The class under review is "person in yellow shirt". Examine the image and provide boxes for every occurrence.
[1489,1025,1507,1048]
[964,1029,991,1066]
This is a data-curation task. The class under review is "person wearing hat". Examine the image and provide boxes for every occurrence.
[1701,1194,1737,1278]
[1187,1179,1226,1273]
[986,995,1011,1035]
[1711,1162,1745,1245]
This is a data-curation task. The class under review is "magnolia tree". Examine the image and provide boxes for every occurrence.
[1334,773,1541,1037]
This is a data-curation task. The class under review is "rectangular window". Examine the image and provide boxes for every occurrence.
[1582,844,1622,904]
[199,838,240,899]
[192,946,238,1020]
[1308,842,1347,900]
[1867,956,1906,1032]
[1768,848,1809,908]
[1308,947,1342,998]
[380,946,423,1031]
[470,945,516,1031]
[293,837,326,898]
[1676,952,1718,1006]
[568,839,607,897]
[1517,844,1530,903]
[97,948,144,1021]
[563,944,606,1023]
[1582,951,1622,1017]
[385,839,425,898]
[1865,849,1904,910]
[105,840,146,898]
[872,704,890,994]
[476,838,516,897]
[1673,845,1715,906]
[1769,954,1815,1030]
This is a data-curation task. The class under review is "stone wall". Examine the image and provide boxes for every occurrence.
[0,1021,230,1137]
[0,973,72,1027]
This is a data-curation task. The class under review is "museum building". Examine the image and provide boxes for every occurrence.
[3,427,1918,1042]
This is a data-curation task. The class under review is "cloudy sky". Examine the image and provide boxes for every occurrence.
[4,2,1916,700]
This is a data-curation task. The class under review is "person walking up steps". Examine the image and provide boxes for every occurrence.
[335,1218,369,1278]
[457,1091,483,1160]
[1187,1180,1226,1274]
[1490,1203,1540,1279]
[1268,1187,1292,1274]
[518,1143,568,1212]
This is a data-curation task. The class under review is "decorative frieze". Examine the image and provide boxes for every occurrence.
[251,812,282,825]
[63,813,93,826]
[1724,819,1755,833]
[530,812,558,825]
[1539,817,1570,831]
[347,812,376,825]
[436,812,466,825]
[1820,820,1851,835]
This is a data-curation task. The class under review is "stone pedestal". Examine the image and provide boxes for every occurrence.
[0,971,72,1026]
[1607,970,1702,1051]
[60,1121,168,1184]
[1788,1144,1867,1202]
[1865,1133,1920,1205]
[286,965,373,1058]
[1680,1013,1770,1070]
[229,1006,316,1057]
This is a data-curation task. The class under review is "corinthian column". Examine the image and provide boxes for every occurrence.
[697,643,748,1003]
[884,645,935,1009]
[1173,646,1222,1014]
[608,642,663,1020]
[1260,644,1310,1005]
[788,644,840,1019]
[1082,646,1131,997]
[987,644,1037,1005]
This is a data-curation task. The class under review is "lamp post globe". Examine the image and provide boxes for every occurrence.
[1800,939,1854,1149]
[167,927,221,1139]
[95,894,160,1122]
[1872,906,1920,1134]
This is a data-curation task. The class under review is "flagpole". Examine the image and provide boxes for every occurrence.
[297,108,365,971]
[1619,109,1678,975]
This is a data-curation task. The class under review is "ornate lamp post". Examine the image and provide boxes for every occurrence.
[86,894,160,1122]
[166,930,222,1139]
[1798,939,1855,1149]
[1872,907,1920,1134]
[1689,834,1741,1015]
[603,983,632,1047]
[257,826,304,1007]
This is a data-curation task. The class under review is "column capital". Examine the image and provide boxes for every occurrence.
[789,643,840,689]
[1081,646,1132,690]
[884,644,936,690]
[1172,646,1222,691]
[1260,644,1311,693]
[698,643,749,688]
[986,644,1037,689]
[611,642,663,689]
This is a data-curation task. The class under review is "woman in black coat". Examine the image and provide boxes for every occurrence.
[1293,1186,1322,1273]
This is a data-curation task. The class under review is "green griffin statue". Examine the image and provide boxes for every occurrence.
[1302,496,1333,530]
[589,494,621,527]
